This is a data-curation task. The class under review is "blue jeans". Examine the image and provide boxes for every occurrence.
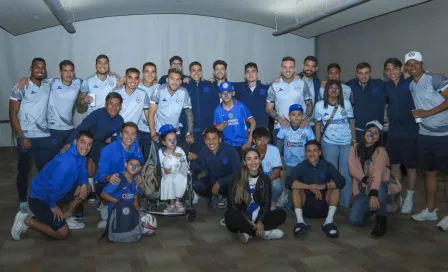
[349,183,388,226]
[322,141,351,208]
[271,179,283,202]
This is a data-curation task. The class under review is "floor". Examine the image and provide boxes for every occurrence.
[1,148,448,272]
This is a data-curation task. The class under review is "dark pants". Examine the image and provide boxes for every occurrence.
[49,129,74,158]
[192,176,230,200]
[225,208,286,236]
[138,131,153,162]
[16,137,53,203]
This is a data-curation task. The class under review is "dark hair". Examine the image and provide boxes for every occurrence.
[323,80,345,109]
[31,57,46,66]
[160,131,176,143]
[252,127,270,140]
[169,56,183,65]
[167,68,182,77]
[305,140,321,151]
[105,92,123,103]
[356,125,382,167]
[203,127,221,139]
[327,63,341,72]
[59,60,74,71]
[125,67,140,76]
[244,62,258,72]
[96,54,109,63]
[76,130,94,140]
[189,61,202,71]
[356,62,371,72]
[142,62,156,71]
[213,60,227,70]
[282,56,296,64]
[303,56,318,65]
[120,121,138,133]
[384,58,402,69]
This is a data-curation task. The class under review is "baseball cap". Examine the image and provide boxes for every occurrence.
[289,104,303,113]
[219,81,234,93]
[404,51,423,64]
[365,120,384,132]
[158,124,177,136]
[126,153,144,165]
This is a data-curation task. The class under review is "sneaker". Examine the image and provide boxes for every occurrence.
[192,192,199,205]
[11,211,28,241]
[74,211,84,220]
[437,216,448,231]
[175,202,185,213]
[98,203,108,220]
[411,208,438,221]
[66,217,85,230]
[238,232,250,244]
[401,197,413,214]
[88,193,97,204]
[219,218,226,226]
[163,205,176,214]
[217,198,227,209]
[263,229,284,240]
[97,219,107,229]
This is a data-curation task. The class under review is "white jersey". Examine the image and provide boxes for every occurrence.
[318,84,352,102]
[277,126,315,167]
[150,84,192,133]
[261,144,282,184]
[10,79,51,138]
[137,83,159,133]
[114,86,150,124]
[266,78,312,129]
[47,78,82,130]
[314,99,354,145]
[80,74,117,114]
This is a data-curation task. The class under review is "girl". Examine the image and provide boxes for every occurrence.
[314,80,356,208]
[158,124,188,214]
[225,148,286,244]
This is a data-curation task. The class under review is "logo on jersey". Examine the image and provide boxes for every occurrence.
[266,161,271,167]
[73,84,79,90]
[52,138,57,145]
[57,86,62,89]
[93,85,99,88]
[278,88,284,92]
[109,81,114,86]
[228,113,234,119]
[324,113,329,116]
[401,83,410,90]
[162,98,168,102]
[301,134,306,139]
[222,157,229,164]
[341,110,347,116]
[295,85,302,91]
[136,97,142,103]
[122,207,130,215]
[372,88,379,94]
[31,91,36,94]
[259,89,266,95]
[423,84,428,91]
[203,87,210,93]
[176,98,183,104]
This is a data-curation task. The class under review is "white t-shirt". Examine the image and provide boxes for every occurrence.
[261,144,282,183]
[80,74,117,114]
[248,177,260,222]
[314,99,354,145]
[137,83,159,133]
[47,78,82,130]
[114,86,150,124]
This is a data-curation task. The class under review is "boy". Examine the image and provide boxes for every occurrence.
[214,81,256,156]
[252,127,285,209]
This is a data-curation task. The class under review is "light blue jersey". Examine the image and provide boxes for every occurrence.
[137,83,159,133]
[277,126,315,167]
[47,78,82,130]
[114,86,150,124]
[80,74,117,114]
[314,99,354,145]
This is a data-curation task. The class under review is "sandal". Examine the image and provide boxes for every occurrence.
[322,223,339,238]
[293,223,310,237]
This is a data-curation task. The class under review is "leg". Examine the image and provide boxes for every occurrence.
[224,208,256,236]
[370,183,388,238]
[271,179,283,203]
[338,143,352,208]
[291,187,310,237]
[192,176,213,199]
[16,145,32,204]
[349,194,370,226]
[425,171,438,212]
[33,137,53,171]
[25,217,70,240]
[262,209,287,231]
[138,131,152,162]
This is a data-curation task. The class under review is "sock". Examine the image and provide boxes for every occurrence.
[406,190,415,200]
[88,177,95,192]
[294,208,304,224]
[324,206,337,225]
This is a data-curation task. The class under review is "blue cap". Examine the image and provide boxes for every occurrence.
[126,153,144,165]
[219,81,234,93]
[289,104,303,113]
[158,124,177,136]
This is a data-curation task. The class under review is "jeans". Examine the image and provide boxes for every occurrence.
[349,183,388,226]
[271,179,283,202]
[322,141,351,208]
[138,131,153,162]
[225,208,286,236]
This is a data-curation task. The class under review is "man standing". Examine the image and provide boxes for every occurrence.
[298,56,321,106]
[319,63,352,102]
[9,58,53,212]
[158,56,187,84]
[213,60,229,87]
[405,51,448,231]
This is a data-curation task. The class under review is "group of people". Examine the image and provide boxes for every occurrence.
[9,51,448,243]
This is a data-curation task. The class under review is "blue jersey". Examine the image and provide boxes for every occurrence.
[102,173,140,214]
[277,126,315,167]
[214,99,253,147]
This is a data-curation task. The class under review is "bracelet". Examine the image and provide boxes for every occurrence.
[369,189,379,197]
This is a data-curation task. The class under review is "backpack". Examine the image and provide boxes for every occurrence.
[141,141,160,200]
[105,201,142,243]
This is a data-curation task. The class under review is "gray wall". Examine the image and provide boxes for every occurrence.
[316,0,447,81]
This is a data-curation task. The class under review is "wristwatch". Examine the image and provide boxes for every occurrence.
[186,132,191,136]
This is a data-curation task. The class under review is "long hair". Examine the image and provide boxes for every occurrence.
[323,80,345,109]
[234,148,263,205]
[356,125,382,167]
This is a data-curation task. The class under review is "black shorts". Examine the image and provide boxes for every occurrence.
[95,182,108,197]
[302,191,329,218]
[418,134,448,174]
[386,136,418,168]
[28,186,77,230]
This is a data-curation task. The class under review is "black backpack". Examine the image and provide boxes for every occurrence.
[101,201,142,243]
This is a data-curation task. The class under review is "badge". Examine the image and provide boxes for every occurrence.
[266,161,271,167]
[301,134,305,139]
[203,87,209,93]
[409,51,415,57]
[109,81,114,86]
[73,84,79,90]
[222,157,229,164]
[259,89,266,95]
[423,84,427,91]
[372,88,379,94]
[136,97,142,103]
[176,98,182,104]
[320,172,326,181]
[295,85,302,91]
[341,110,347,116]
[222,82,229,89]
[228,113,233,119]
[122,207,130,215]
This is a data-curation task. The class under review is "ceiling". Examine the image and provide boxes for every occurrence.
[0,0,429,38]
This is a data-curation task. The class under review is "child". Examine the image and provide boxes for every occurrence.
[158,124,188,213]
[214,81,256,156]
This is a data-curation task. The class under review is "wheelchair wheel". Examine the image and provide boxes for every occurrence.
[186,209,196,222]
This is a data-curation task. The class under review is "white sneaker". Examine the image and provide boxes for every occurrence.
[238,232,250,244]
[66,217,85,230]
[97,220,107,229]
[99,203,108,220]
[219,218,226,226]
[192,192,199,205]
[263,229,284,240]
[437,216,448,231]
[401,197,413,214]
[11,211,28,241]
[271,201,277,211]
[277,191,288,208]
[411,208,438,221]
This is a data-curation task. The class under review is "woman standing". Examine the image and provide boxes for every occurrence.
[314,80,356,208]
[225,149,286,244]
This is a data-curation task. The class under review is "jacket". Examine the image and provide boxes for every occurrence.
[298,72,321,105]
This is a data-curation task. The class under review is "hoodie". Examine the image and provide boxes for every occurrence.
[29,143,88,208]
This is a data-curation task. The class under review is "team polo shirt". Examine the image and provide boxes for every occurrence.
[318,84,352,102]
[150,84,192,133]
[314,99,354,145]
[102,173,140,214]
[137,83,159,133]
[410,72,448,136]
[260,144,282,184]
[234,80,270,128]
[114,86,150,124]
[385,76,418,138]
[347,78,387,131]
[213,99,253,147]
[158,74,187,85]
[10,79,51,138]
[266,78,312,129]
[198,143,241,186]
[47,78,82,130]
[80,74,117,114]
[277,126,315,167]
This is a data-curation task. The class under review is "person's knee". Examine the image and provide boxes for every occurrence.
[56,225,70,240]
[271,180,283,194]
[348,211,364,226]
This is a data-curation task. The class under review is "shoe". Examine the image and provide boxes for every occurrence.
[370,215,387,238]
[217,198,227,209]
[401,197,413,214]
[437,216,448,231]
[98,203,108,220]
[192,192,199,205]
[238,232,250,244]
[66,217,85,230]
[263,229,284,240]
[163,205,176,214]
[411,208,438,221]
[19,202,34,216]
[208,197,217,212]
[219,218,226,226]
[175,202,185,213]
[88,193,97,204]
[97,220,107,229]
[74,211,84,220]
[11,211,28,241]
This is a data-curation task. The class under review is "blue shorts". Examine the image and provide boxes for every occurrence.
[386,136,418,168]
[418,134,448,173]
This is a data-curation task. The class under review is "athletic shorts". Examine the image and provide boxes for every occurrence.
[418,134,448,174]
[94,182,108,197]
[386,136,418,168]
[302,191,329,219]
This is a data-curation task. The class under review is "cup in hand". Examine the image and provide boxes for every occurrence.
[415,117,422,123]
[87,93,96,107]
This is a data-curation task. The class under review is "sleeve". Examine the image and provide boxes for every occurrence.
[150,88,160,104]
[47,160,75,208]
[217,148,241,186]
[240,102,253,121]
[213,107,222,125]
[277,127,285,140]
[102,182,119,196]
[272,147,282,169]
[319,87,324,102]
[370,147,388,191]
[143,93,150,110]
[77,162,89,186]
[10,85,25,101]
[95,146,113,183]
[348,145,365,182]
[326,162,346,189]
[343,85,352,102]
[314,103,323,121]
[345,101,354,118]
[266,84,276,103]
[302,82,312,101]
[257,175,273,224]
[431,74,448,93]
[80,78,89,93]
[67,111,96,143]
[183,90,192,109]
[306,127,316,141]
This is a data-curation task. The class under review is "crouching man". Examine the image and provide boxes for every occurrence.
[11,131,93,240]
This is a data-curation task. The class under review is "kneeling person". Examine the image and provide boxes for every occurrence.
[287,140,346,238]
[11,131,93,241]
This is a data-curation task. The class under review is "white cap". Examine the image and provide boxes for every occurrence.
[405,51,423,64]
[365,120,384,132]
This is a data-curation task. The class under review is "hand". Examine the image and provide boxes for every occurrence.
[188,152,198,160]
[17,77,29,89]
[51,206,64,221]
[19,136,31,149]
[173,152,183,158]
[60,143,70,153]
[151,134,159,143]
[135,175,143,186]
[272,76,281,83]
[84,94,94,104]
[76,184,88,200]
[216,122,228,131]
[183,77,191,84]
[300,118,310,128]
[313,190,323,200]
[293,74,300,80]
[212,182,220,195]
[320,81,327,88]
[255,221,265,237]
[351,140,357,146]
[105,137,112,144]
[186,134,194,144]
[109,173,121,185]
[412,109,431,119]
[241,141,251,150]
[108,72,121,79]
[279,119,290,128]
[369,196,380,211]
[116,78,125,88]
[367,176,375,187]
[163,168,171,175]
[209,77,216,83]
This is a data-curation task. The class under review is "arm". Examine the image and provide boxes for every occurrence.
[418,88,448,117]
[304,99,313,120]
[100,191,119,204]
[184,108,194,134]
[266,102,285,123]
[148,104,158,138]
[348,145,365,181]
[95,146,113,183]
[370,147,388,190]
[133,196,140,212]
[350,119,356,143]
[315,121,322,142]
[270,168,281,181]
[326,162,346,189]
[244,117,256,147]
[9,100,25,139]
[257,175,273,224]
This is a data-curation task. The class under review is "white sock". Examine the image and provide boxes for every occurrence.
[88,177,95,192]
[406,190,415,200]
[324,206,337,225]
[294,208,305,224]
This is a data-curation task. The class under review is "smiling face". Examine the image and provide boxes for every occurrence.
[281,60,296,80]
[96,57,109,75]
[405,60,424,78]
[162,132,177,150]
[364,126,380,146]
[305,143,321,164]
[143,65,157,84]
[384,63,402,82]
[167,72,181,92]
[30,60,46,81]
[302,60,317,78]
[125,71,140,90]
[120,125,138,148]
[205,131,222,153]
[105,97,122,117]
[253,136,269,151]
[60,64,74,84]
[214,64,227,81]
[244,150,261,173]
[125,159,142,175]
[75,135,93,157]
[190,64,203,82]
[220,91,234,102]
[170,60,182,72]
[328,84,341,100]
